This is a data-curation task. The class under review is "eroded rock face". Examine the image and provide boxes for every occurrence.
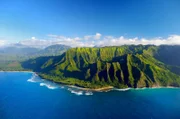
[22,45,180,89]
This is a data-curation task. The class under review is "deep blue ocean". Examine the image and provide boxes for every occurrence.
[0,72,180,119]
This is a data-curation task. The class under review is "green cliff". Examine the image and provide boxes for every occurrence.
[22,45,180,89]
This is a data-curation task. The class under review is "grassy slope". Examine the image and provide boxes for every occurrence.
[22,45,180,89]
[0,45,71,71]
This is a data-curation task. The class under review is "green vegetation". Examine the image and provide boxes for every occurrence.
[39,74,110,89]
[21,45,180,89]
[0,61,25,71]
[0,44,70,62]
[0,44,70,71]
[37,44,70,56]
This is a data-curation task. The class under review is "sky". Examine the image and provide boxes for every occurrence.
[0,0,180,48]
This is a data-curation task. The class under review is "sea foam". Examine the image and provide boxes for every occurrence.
[40,82,58,89]
[27,73,59,89]
[27,73,39,83]
[114,88,131,91]
[85,91,93,95]
[68,88,84,95]
[27,78,36,82]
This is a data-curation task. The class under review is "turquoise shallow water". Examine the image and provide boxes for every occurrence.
[0,72,180,119]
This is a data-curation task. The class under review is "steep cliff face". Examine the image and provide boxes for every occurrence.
[22,45,180,88]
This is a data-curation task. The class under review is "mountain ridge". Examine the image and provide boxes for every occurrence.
[0,44,71,71]
[22,45,180,89]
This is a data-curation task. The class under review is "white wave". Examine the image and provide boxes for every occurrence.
[114,88,131,91]
[40,82,58,89]
[115,87,161,91]
[27,73,39,83]
[71,90,83,95]
[68,88,83,95]
[27,73,62,90]
[40,83,46,86]
[85,91,93,95]
[114,87,180,92]
[47,86,57,89]
[136,86,180,90]
[134,87,148,90]
[67,88,72,91]
[27,78,36,82]
[60,86,65,89]
[135,87,167,90]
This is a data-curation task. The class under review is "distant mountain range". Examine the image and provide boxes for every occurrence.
[21,45,180,89]
[0,44,71,71]
[0,44,71,61]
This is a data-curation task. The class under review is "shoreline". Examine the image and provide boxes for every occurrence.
[55,85,180,92]
[0,70,33,73]
[68,85,114,91]
[1,71,180,91]
[114,86,180,91]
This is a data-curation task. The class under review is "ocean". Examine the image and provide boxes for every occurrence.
[0,72,180,119]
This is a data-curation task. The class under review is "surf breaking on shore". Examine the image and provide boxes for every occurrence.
[5,71,178,95]
[27,72,94,96]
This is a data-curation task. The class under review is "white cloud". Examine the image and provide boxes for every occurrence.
[31,37,36,40]
[0,40,6,46]
[84,33,102,40]
[84,35,92,40]
[94,33,102,40]
[74,37,81,41]
[19,38,51,48]
[46,35,94,47]
[95,35,180,46]
[2,33,180,48]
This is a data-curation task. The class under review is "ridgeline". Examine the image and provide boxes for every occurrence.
[21,45,180,89]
